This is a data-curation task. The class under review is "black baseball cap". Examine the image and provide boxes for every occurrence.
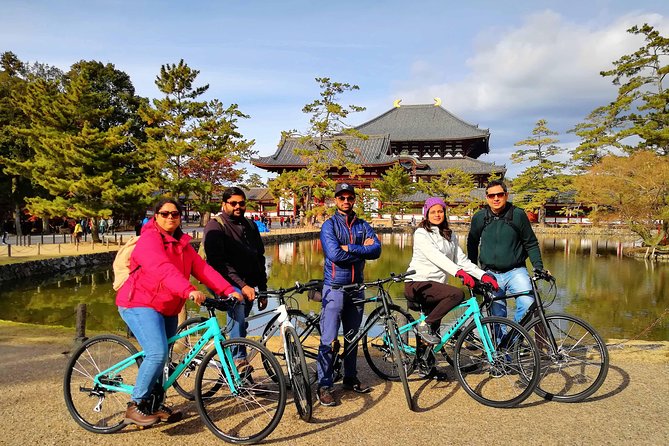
[334,182,356,196]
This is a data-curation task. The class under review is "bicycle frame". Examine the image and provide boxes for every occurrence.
[396,296,499,362]
[92,311,243,396]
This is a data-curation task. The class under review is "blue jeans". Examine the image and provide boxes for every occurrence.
[119,306,177,404]
[317,285,364,388]
[489,267,534,323]
[226,291,253,360]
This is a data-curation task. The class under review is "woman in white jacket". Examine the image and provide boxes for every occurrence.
[405,197,498,347]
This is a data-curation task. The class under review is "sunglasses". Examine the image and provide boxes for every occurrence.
[226,200,246,207]
[157,211,181,218]
[337,195,355,202]
[486,192,507,199]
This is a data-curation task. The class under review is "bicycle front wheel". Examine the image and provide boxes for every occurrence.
[525,313,609,402]
[195,338,287,444]
[63,334,140,434]
[362,304,417,381]
[261,309,320,379]
[284,326,313,422]
[454,316,540,408]
[385,315,414,411]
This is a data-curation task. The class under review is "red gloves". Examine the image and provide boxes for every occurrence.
[481,273,499,291]
[455,270,475,288]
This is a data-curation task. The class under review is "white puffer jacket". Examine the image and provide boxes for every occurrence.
[406,227,485,284]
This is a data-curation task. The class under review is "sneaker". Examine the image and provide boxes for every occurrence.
[416,322,441,344]
[418,367,449,381]
[316,386,337,406]
[153,404,183,423]
[342,376,371,394]
[124,401,159,427]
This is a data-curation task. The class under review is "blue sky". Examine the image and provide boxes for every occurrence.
[3,1,668,179]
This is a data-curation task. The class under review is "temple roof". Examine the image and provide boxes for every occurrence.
[355,104,489,141]
[253,135,503,174]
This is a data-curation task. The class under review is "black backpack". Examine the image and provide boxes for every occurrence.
[481,204,522,237]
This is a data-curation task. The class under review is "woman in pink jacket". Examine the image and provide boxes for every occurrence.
[116,198,241,427]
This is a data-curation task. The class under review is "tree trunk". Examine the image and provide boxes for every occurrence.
[13,204,22,238]
[91,217,101,243]
[42,217,50,234]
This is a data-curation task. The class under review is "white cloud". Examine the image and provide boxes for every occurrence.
[395,11,669,121]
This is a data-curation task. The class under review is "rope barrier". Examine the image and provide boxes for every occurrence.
[608,307,669,349]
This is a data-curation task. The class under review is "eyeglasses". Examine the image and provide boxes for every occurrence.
[337,195,355,202]
[486,192,507,199]
[157,211,181,219]
[226,200,246,207]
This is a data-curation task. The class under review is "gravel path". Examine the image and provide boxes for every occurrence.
[1,321,667,446]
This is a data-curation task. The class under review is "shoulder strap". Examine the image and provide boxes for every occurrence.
[481,204,522,237]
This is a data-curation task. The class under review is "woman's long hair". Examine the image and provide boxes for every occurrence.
[419,211,452,241]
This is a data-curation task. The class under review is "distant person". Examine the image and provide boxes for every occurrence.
[203,187,268,367]
[405,197,498,378]
[317,182,381,407]
[134,220,142,236]
[73,222,83,243]
[142,216,150,226]
[467,180,549,322]
[116,197,241,426]
[2,219,13,244]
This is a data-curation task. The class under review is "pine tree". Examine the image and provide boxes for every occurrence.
[6,62,144,241]
[371,163,415,223]
[511,119,569,223]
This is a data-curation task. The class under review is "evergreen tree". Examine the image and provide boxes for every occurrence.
[371,162,414,223]
[139,59,210,200]
[184,99,255,224]
[511,119,569,223]
[5,61,144,241]
[571,24,669,160]
[270,77,366,223]
[416,168,477,216]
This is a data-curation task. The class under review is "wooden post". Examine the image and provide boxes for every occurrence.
[52,233,56,243]
[58,244,61,254]
[6,244,10,257]
[37,243,41,255]
[74,303,87,343]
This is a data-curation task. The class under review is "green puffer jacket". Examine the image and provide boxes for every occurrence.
[466,203,544,273]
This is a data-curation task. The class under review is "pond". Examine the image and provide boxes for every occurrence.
[0,233,666,341]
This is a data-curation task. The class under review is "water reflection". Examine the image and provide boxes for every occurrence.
[0,233,666,341]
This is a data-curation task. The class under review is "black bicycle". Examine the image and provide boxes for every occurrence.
[481,270,609,402]
[260,271,418,411]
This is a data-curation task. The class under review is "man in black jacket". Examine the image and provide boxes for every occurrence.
[203,187,268,363]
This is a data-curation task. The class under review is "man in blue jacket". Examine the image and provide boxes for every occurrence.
[317,182,382,407]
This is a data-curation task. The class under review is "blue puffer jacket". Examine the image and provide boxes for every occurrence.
[321,212,381,285]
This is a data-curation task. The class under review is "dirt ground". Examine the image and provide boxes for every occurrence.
[0,321,667,446]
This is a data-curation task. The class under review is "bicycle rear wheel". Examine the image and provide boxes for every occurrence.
[525,312,609,402]
[362,304,417,380]
[63,334,140,433]
[284,326,313,422]
[195,338,287,444]
[454,316,540,408]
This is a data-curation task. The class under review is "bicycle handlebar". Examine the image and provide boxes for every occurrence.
[203,295,237,311]
[333,270,416,292]
[257,279,324,299]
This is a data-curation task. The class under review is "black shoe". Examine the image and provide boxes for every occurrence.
[317,386,337,406]
[342,377,371,394]
[418,367,449,381]
[416,322,440,344]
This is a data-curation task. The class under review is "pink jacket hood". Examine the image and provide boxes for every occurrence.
[116,219,235,316]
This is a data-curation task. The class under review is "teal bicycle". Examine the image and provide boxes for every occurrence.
[63,297,287,444]
[374,283,542,408]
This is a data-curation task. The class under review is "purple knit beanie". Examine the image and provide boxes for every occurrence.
[423,197,447,219]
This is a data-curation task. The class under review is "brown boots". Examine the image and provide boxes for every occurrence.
[125,401,159,426]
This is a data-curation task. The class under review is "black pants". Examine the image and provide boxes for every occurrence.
[404,281,464,328]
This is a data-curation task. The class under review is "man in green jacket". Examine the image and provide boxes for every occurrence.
[466,180,547,322]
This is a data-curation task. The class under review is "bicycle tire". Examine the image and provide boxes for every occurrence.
[284,325,313,422]
[63,334,140,434]
[195,337,287,444]
[385,315,414,411]
[169,316,216,401]
[454,316,540,408]
[261,309,320,382]
[524,312,609,402]
[362,304,417,380]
